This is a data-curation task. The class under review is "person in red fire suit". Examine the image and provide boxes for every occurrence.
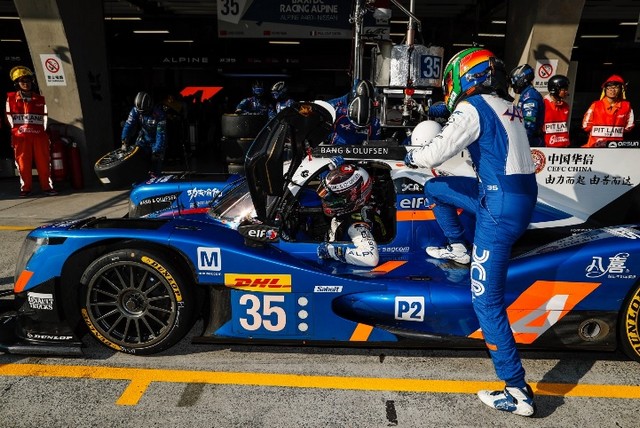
[542,75,571,147]
[582,74,635,148]
[5,66,57,197]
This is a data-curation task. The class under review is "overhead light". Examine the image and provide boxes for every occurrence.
[619,21,638,26]
[1,39,22,42]
[164,40,194,43]
[477,33,505,37]
[105,16,142,21]
[390,20,409,24]
[603,62,613,65]
[0,16,19,20]
[580,34,619,38]
[491,20,506,24]
[268,41,300,45]
[133,30,169,34]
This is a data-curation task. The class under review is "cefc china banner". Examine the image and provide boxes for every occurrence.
[217,0,352,38]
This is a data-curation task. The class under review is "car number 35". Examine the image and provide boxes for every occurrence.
[239,294,286,332]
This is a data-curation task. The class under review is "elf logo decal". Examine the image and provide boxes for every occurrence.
[197,247,221,271]
[225,274,291,293]
[468,280,601,344]
[395,296,425,321]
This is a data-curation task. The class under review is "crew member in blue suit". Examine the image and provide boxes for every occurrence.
[235,80,271,115]
[121,91,167,176]
[509,64,545,147]
[270,81,295,118]
[405,48,538,417]
[327,80,381,145]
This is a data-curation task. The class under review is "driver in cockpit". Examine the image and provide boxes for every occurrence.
[315,161,383,267]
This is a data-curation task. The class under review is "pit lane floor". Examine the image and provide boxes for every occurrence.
[1,174,639,427]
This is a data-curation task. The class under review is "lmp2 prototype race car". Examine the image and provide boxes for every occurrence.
[2,102,640,365]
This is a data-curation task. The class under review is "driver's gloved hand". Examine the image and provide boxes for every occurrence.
[404,150,418,168]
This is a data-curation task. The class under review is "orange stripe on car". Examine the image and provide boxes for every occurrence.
[468,280,601,344]
[14,270,34,293]
[396,210,436,221]
[371,260,407,273]
[349,323,374,341]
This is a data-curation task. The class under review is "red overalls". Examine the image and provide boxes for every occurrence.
[582,99,635,148]
[542,94,570,147]
[5,91,54,192]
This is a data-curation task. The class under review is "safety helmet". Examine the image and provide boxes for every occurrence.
[271,81,287,100]
[252,80,264,96]
[134,91,152,113]
[347,95,373,128]
[509,64,534,94]
[411,120,442,146]
[442,48,497,112]
[354,80,375,98]
[10,66,34,82]
[317,164,372,217]
[600,74,626,100]
[547,75,570,98]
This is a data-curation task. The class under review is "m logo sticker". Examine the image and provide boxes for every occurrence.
[197,247,221,271]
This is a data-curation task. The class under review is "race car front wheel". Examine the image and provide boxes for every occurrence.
[619,282,640,362]
[80,248,195,355]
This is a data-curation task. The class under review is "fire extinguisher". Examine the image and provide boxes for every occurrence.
[50,137,67,182]
[68,140,84,190]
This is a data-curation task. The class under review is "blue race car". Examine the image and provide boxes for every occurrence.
[3,102,640,364]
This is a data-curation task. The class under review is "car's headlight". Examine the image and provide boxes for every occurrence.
[14,236,48,283]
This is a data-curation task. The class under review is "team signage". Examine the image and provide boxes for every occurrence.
[313,144,406,160]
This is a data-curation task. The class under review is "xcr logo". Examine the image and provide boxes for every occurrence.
[225,274,292,293]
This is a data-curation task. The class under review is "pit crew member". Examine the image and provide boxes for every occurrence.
[509,64,545,147]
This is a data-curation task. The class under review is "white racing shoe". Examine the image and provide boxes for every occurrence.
[477,384,536,417]
[425,243,470,264]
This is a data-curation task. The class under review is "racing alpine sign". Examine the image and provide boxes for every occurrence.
[217,0,352,38]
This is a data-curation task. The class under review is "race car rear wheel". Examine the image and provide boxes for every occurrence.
[619,282,640,362]
[80,248,195,355]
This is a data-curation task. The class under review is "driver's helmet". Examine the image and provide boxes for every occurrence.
[134,91,152,113]
[317,164,372,217]
[508,64,534,94]
[411,120,442,146]
[271,81,287,100]
[442,47,496,112]
[252,80,264,96]
[547,75,570,98]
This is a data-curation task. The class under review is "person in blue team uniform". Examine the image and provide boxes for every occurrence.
[235,80,271,115]
[121,91,167,176]
[509,64,545,147]
[405,48,538,417]
[326,80,381,145]
[270,81,295,119]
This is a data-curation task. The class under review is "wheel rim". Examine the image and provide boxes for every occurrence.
[85,260,177,348]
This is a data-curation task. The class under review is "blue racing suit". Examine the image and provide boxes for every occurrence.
[235,96,271,115]
[407,93,538,389]
[517,85,545,147]
[121,105,167,174]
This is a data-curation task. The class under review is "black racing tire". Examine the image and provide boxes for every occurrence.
[220,113,268,139]
[80,248,196,355]
[619,282,640,362]
[94,146,151,190]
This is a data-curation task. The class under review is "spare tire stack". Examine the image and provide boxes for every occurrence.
[220,113,268,175]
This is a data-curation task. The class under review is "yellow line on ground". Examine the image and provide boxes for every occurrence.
[1,363,639,406]
[0,225,36,231]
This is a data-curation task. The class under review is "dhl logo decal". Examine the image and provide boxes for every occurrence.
[468,280,601,344]
[224,274,292,293]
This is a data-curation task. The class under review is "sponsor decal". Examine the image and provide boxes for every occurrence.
[81,308,129,353]
[470,245,490,297]
[197,247,222,272]
[395,296,425,321]
[531,149,545,174]
[26,332,74,341]
[378,246,410,253]
[399,197,430,209]
[141,256,183,301]
[239,224,279,242]
[27,292,53,310]
[313,285,343,293]
[139,193,178,206]
[608,141,640,148]
[187,187,221,201]
[585,252,637,280]
[394,177,424,194]
[469,280,601,344]
[625,288,640,356]
[225,274,292,293]
[604,226,640,239]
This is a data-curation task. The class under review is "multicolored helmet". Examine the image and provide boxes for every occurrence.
[509,64,534,94]
[317,164,372,217]
[271,81,287,100]
[442,48,497,112]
